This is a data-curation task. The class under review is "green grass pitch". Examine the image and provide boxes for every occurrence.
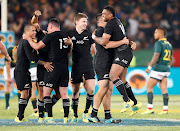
[0,95,180,130]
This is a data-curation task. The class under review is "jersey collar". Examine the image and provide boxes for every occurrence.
[158,38,167,41]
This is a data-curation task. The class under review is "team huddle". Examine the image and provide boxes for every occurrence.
[2,5,173,124]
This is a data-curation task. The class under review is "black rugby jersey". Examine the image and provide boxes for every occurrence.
[36,30,49,61]
[67,29,94,67]
[95,26,114,69]
[104,17,131,52]
[41,31,70,64]
[15,38,39,71]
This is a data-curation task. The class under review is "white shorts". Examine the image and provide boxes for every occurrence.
[3,66,15,81]
[149,70,170,81]
[29,67,37,82]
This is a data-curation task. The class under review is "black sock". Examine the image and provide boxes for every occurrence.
[72,98,79,117]
[51,95,59,106]
[124,82,137,105]
[147,92,153,104]
[113,78,129,102]
[5,92,10,108]
[38,99,44,118]
[84,94,94,114]
[44,96,53,117]
[104,110,112,119]
[18,98,27,120]
[31,98,37,111]
[91,108,98,117]
[163,93,169,106]
[63,99,70,117]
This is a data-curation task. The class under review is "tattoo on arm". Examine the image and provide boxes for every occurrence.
[37,60,45,65]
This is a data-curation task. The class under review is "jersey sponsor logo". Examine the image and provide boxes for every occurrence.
[24,84,30,89]
[115,57,120,61]
[83,36,89,40]
[121,59,128,64]
[103,74,109,79]
[71,36,76,40]
[76,40,84,44]
[39,81,45,86]
[46,83,53,87]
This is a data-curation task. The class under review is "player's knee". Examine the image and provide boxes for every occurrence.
[61,92,68,99]
[87,89,94,95]
[109,73,118,81]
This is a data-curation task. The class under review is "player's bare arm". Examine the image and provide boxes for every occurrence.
[0,41,11,62]
[23,34,46,50]
[145,52,160,73]
[93,30,111,46]
[31,10,41,32]
[103,37,129,49]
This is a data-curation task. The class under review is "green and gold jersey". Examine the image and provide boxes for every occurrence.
[30,61,37,69]
[5,46,17,67]
[153,38,173,72]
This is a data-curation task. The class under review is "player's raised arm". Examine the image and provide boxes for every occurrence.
[31,10,41,32]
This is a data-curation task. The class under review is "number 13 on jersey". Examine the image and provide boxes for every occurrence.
[59,38,68,49]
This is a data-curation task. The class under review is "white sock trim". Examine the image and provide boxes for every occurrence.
[148,104,153,108]
[163,106,168,110]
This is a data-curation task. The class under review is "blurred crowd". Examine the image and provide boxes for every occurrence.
[0,0,180,49]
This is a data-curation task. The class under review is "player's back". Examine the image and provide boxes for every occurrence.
[41,31,70,64]
[105,17,130,52]
[154,38,173,72]
[95,26,114,69]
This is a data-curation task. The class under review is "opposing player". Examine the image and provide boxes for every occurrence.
[92,5,142,116]
[23,18,72,123]
[14,24,53,122]
[4,45,21,110]
[142,27,173,114]
[67,13,96,123]
[29,61,39,117]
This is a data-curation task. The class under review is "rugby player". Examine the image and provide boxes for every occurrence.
[14,24,53,122]
[67,13,96,123]
[23,18,72,123]
[4,45,21,110]
[88,13,129,123]
[31,10,61,123]
[142,27,173,114]
[92,5,142,116]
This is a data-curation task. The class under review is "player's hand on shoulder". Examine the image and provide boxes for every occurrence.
[44,62,54,72]
[130,41,137,50]
[34,10,41,17]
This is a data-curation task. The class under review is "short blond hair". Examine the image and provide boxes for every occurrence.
[74,13,88,22]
